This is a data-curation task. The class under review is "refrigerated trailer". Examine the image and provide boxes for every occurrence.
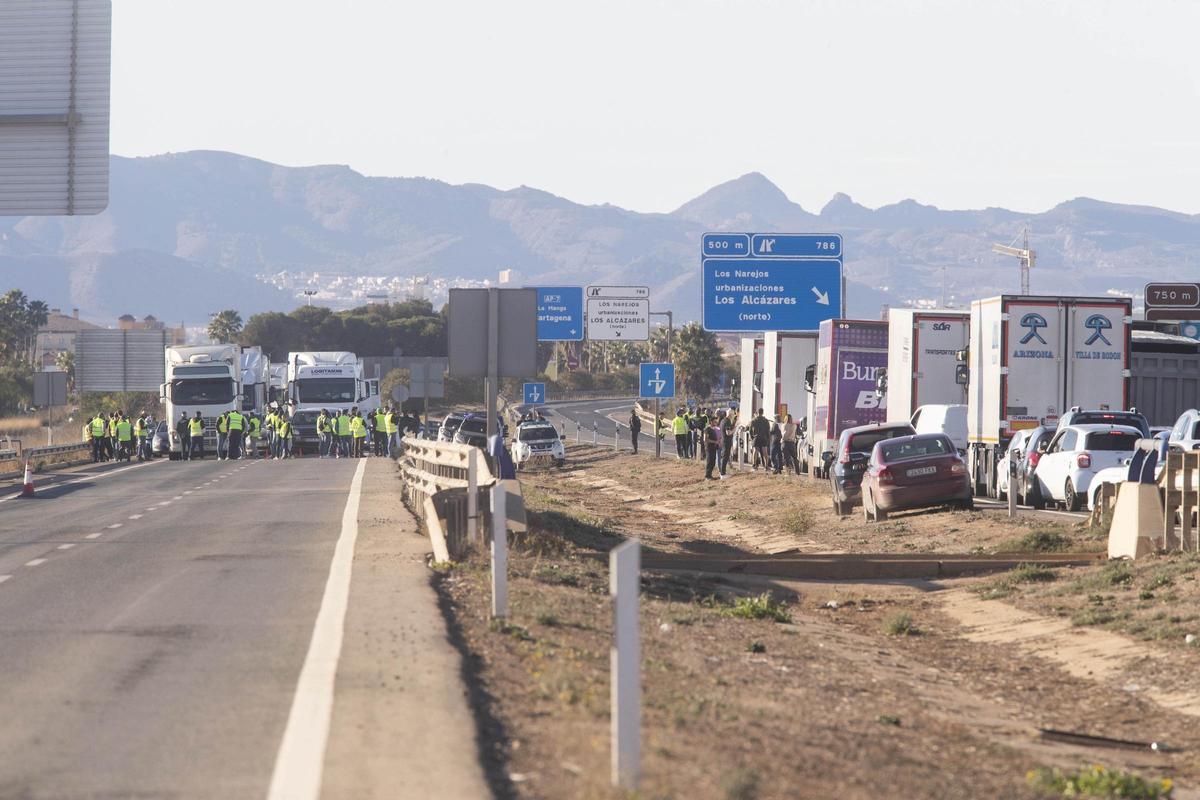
[967,295,1132,496]
[806,319,889,477]
[885,309,969,423]
[762,332,817,423]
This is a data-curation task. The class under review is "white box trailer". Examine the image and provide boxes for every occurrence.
[885,309,970,423]
[762,332,817,424]
[738,337,761,418]
[967,295,1132,495]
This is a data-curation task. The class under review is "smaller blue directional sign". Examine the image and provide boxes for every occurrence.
[534,286,584,341]
[750,233,841,258]
[523,382,546,405]
[639,362,675,399]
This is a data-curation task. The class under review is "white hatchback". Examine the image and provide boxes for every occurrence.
[1033,424,1142,511]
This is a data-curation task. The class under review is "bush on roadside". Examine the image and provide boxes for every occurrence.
[1027,765,1172,799]
[721,592,792,623]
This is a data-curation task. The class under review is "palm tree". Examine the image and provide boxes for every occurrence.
[25,300,49,365]
[649,326,673,362]
[674,322,723,399]
[207,309,244,344]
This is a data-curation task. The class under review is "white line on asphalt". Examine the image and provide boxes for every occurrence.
[86,533,102,539]
[173,495,183,500]
[25,559,46,567]
[57,544,74,550]
[0,459,163,504]
[267,458,366,800]
[183,490,193,495]
[107,523,122,529]
[129,514,143,520]
[0,575,11,584]
[157,501,171,506]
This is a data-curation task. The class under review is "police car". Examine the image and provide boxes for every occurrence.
[512,420,566,469]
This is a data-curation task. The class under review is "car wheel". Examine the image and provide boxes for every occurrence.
[1028,481,1045,510]
[1064,479,1082,512]
[862,495,874,523]
[958,496,974,511]
[871,493,888,521]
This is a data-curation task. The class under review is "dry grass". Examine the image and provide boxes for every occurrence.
[0,415,45,436]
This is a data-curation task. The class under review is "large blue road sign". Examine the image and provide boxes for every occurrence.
[534,286,584,341]
[701,233,843,332]
[639,362,675,399]
[523,382,546,405]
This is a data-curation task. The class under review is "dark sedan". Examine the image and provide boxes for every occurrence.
[861,433,973,522]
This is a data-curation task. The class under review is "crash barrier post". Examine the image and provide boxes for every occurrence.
[1162,451,1200,552]
[398,436,496,560]
[467,448,479,545]
[491,484,508,619]
[610,539,641,790]
[576,423,580,444]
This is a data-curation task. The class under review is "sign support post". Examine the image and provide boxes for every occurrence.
[487,288,499,446]
[654,398,660,458]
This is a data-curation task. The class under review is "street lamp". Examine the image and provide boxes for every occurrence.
[303,290,317,306]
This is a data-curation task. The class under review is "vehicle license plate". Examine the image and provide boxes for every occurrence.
[906,466,937,477]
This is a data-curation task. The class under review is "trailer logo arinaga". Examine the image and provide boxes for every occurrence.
[1019,313,1048,345]
[1084,314,1112,346]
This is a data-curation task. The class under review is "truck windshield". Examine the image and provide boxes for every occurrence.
[297,378,356,404]
[171,378,235,405]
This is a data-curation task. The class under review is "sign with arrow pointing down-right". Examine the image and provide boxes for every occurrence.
[701,232,843,332]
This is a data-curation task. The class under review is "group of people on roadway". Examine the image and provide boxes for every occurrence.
[631,406,802,479]
[83,410,156,463]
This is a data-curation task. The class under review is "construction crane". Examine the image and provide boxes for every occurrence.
[992,228,1036,294]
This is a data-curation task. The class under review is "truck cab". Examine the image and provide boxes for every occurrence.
[161,344,243,457]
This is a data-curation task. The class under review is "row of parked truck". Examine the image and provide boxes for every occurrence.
[160,346,381,457]
[740,293,1148,515]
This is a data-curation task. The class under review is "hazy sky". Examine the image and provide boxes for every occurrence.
[111,0,1200,215]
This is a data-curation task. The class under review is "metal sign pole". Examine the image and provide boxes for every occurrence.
[654,398,660,458]
[486,289,499,444]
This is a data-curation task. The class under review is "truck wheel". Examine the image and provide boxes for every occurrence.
[1064,479,1083,512]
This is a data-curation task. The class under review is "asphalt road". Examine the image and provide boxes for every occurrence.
[0,454,366,797]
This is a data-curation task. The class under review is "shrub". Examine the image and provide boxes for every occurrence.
[1027,765,1173,799]
[723,593,792,623]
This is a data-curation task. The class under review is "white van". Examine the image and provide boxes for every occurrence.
[911,404,968,453]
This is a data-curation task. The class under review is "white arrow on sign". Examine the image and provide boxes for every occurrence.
[648,367,667,395]
[530,387,541,402]
[810,286,830,306]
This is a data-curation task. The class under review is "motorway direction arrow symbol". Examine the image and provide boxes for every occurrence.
[523,382,546,405]
[638,362,675,399]
[810,286,830,305]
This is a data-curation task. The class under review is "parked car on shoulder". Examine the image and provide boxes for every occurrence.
[151,420,170,457]
[829,421,916,516]
[512,421,565,469]
[910,404,968,453]
[862,433,972,521]
[1032,424,1143,511]
[996,425,1053,505]
[453,414,495,449]
[1057,407,1150,438]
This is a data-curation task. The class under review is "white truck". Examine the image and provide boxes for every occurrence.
[240,346,269,415]
[967,294,1132,496]
[161,344,243,458]
[884,308,970,422]
[286,352,380,455]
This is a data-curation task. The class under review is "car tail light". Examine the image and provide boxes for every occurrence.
[1028,451,1040,468]
[839,441,851,464]
[1077,452,1091,469]
[950,461,966,474]
[877,467,894,484]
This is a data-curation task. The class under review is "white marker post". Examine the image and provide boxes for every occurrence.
[593,421,598,445]
[491,485,508,619]
[467,448,478,545]
[610,539,641,790]
[614,422,620,452]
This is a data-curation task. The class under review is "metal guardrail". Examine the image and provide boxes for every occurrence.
[27,442,90,458]
[1162,451,1200,551]
[398,436,496,560]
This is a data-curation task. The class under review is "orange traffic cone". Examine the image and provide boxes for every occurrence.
[20,460,34,497]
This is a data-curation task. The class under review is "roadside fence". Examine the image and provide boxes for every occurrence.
[398,437,494,561]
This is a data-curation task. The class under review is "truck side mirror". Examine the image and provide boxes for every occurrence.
[955,348,968,363]
[804,364,816,394]
[954,364,969,386]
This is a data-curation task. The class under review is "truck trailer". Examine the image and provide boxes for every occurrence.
[161,344,243,458]
[967,295,1132,496]
[884,308,969,423]
[240,346,269,415]
[805,319,889,477]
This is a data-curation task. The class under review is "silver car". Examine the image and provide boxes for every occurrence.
[997,425,1053,505]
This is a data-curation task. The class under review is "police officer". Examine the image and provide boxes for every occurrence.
[227,407,245,460]
[189,412,206,460]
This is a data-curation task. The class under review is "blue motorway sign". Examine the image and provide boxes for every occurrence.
[523,382,546,405]
[534,286,583,341]
[701,233,843,332]
[639,362,675,399]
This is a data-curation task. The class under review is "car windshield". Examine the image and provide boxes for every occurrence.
[1085,431,1140,451]
[519,426,557,442]
[459,418,487,434]
[155,421,168,434]
[848,427,912,454]
[880,437,951,461]
[296,378,356,404]
[1069,412,1147,435]
[170,378,235,405]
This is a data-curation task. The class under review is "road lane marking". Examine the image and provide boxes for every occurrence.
[0,575,11,584]
[0,459,164,504]
[86,533,102,539]
[107,523,122,529]
[57,544,74,550]
[129,514,143,520]
[267,458,366,800]
[157,501,171,506]
[183,490,193,494]
[25,559,46,567]
[173,495,183,500]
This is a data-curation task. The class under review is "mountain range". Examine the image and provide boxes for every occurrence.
[3,150,1199,325]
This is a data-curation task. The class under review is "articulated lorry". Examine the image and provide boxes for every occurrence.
[161,344,243,458]
[240,346,269,414]
[804,319,889,477]
[967,295,1132,496]
[884,308,970,422]
[286,351,380,454]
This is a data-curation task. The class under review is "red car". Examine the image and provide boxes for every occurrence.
[862,433,973,521]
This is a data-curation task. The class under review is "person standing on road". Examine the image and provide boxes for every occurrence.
[246,413,262,459]
[719,410,735,475]
[351,408,367,457]
[749,409,771,471]
[227,408,245,460]
[316,409,330,458]
[189,412,206,460]
[769,417,783,474]
[115,413,133,462]
[704,413,723,480]
[782,414,800,475]
[629,408,641,454]
[335,409,351,458]
[177,411,190,461]
[276,414,292,459]
[215,412,229,460]
[90,413,106,462]
[672,409,689,460]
